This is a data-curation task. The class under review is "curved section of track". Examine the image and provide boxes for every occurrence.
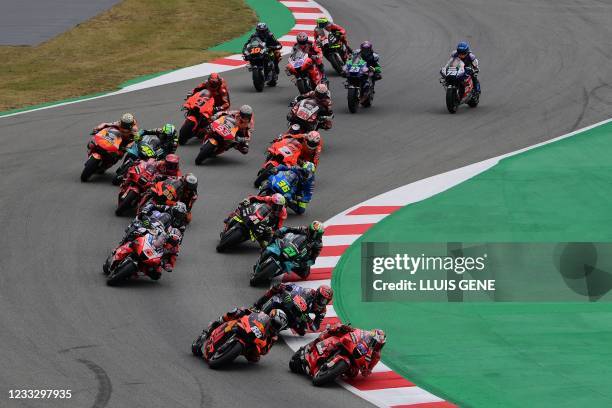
[1,0,611,407]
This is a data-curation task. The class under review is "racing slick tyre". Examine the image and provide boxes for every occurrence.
[312,359,349,386]
[253,69,265,92]
[208,341,243,369]
[191,333,206,357]
[289,348,305,374]
[468,93,480,108]
[347,88,359,114]
[195,140,216,165]
[446,88,459,114]
[330,53,344,75]
[216,227,245,252]
[115,190,138,216]
[81,156,100,182]
[297,78,309,95]
[106,261,137,286]
[249,259,280,287]
[179,121,194,145]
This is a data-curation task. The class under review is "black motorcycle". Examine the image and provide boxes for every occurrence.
[217,201,275,252]
[244,39,278,92]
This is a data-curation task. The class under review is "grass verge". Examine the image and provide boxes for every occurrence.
[0,0,257,111]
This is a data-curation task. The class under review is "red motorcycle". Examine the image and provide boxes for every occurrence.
[192,313,270,368]
[195,114,242,165]
[179,90,216,145]
[81,128,124,182]
[287,98,329,132]
[286,50,321,95]
[103,231,166,286]
[115,159,157,216]
[253,136,303,187]
[138,177,182,211]
[289,330,372,386]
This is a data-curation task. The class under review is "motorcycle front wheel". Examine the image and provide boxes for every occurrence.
[106,261,137,286]
[329,52,344,74]
[179,120,195,145]
[250,258,281,286]
[81,156,100,182]
[115,190,138,216]
[216,226,246,252]
[253,68,265,92]
[195,140,217,165]
[347,87,359,114]
[312,359,349,386]
[446,87,459,114]
[208,341,243,369]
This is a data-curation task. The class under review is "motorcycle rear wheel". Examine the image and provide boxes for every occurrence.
[329,52,344,75]
[250,258,281,286]
[81,156,100,182]
[216,227,245,252]
[312,359,349,386]
[253,68,265,92]
[179,121,194,145]
[347,88,359,114]
[446,88,459,114]
[208,341,243,369]
[297,79,309,95]
[195,140,216,165]
[106,261,137,286]
[115,190,138,216]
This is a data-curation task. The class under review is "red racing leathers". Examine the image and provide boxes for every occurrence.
[189,78,231,112]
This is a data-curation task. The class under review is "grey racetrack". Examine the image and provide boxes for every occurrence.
[1,1,611,407]
[0,0,120,45]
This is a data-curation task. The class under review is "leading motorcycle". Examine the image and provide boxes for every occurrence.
[440,58,479,114]
[244,39,278,91]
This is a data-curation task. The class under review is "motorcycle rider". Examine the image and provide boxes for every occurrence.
[242,22,283,74]
[193,307,288,361]
[274,129,323,167]
[122,201,188,244]
[272,220,324,278]
[291,32,327,84]
[151,153,182,179]
[268,161,316,215]
[442,41,480,95]
[187,73,231,112]
[135,123,179,157]
[210,105,254,154]
[253,282,333,334]
[352,41,382,83]
[293,84,333,129]
[177,173,198,219]
[314,17,352,58]
[311,323,386,377]
[92,112,139,150]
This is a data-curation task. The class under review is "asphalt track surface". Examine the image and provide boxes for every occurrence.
[0,0,120,45]
[1,0,612,407]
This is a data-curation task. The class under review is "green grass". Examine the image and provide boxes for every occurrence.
[0,0,257,111]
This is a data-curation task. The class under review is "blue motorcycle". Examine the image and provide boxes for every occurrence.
[250,232,308,286]
[343,55,374,114]
[259,168,300,203]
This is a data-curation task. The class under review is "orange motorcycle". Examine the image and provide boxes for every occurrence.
[194,114,242,165]
[81,128,123,182]
[179,90,216,145]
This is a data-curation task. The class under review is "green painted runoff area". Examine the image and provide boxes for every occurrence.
[333,122,612,408]
[210,0,295,53]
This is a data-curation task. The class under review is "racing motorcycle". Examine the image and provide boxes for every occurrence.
[103,230,167,286]
[244,39,278,91]
[440,58,479,114]
[250,232,309,286]
[81,128,123,182]
[195,114,242,165]
[287,98,329,132]
[138,177,182,211]
[179,90,216,145]
[112,134,162,185]
[253,136,302,188]
[115,159,157,216]
[344,55,374,113]
[315,29,348,74]
[191,313,269,368]
[260,293,312,335]
[289,330,372,386]
[286,50,321,95]
[216,201,275,252]
[259,167,301,208]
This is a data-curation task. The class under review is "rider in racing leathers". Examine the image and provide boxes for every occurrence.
[293,84,333,129]
[253,282,332,334]
[442,41,480,94]
[266,162,316,215]
[313,17,352,59]
[135,123,179,157]
[242,22,283,74]
[272,220,324,278]
[187,73,231,112]
[209,105,254,154]
[292,32,327,84]
[92,112,139,151]
[193,307,287,362]
[224,194,288,247]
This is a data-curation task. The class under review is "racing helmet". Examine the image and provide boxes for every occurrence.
[316,17,330,29]
[256,22,269,36]
[302,161,316,178]
[296,32,309,45]
[239,104,253,120]
[184,173,198,193]
[360,41,373,58]
[369,329,386,351]
[315,284,333,307]
[271,193,286,213]
[171,202,187,224]
[305,131,321,150]
[456,41,470,56]
[314,83,328,99]
[207,72,222,89]
[161,123,176,138]
[120,113,135,130]
[308,220,325,239]
[288,123,302,135]
[166,230,182,247]
[269,309,288,332]
[164,154,180,175]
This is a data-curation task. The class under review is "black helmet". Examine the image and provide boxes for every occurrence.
[269,309,288,332]
[256,22,269,36]
[360,41,373,58]
[171,202,187,224]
